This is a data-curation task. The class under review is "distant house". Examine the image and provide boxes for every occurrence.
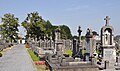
[18,34,25,44]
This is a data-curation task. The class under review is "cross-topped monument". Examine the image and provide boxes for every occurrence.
[78,26,82,36]
[101,16,116,69]
[104,16,110,26]
[77,26,82,43]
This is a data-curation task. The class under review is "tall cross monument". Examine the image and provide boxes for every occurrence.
[101,16,116,68]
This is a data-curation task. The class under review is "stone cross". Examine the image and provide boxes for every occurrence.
[77,26,82,43]
[78,26,82,37]
[104,16,110,26]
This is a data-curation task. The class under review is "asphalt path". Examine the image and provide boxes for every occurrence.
[0,44,37,71]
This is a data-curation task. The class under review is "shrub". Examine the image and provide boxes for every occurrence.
[0,52,2,57]
[8,45,11,47]
[11,44,13,46]
[65,50,72,56]
[25,43,30,48]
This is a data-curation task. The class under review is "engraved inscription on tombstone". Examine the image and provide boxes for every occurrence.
[103,49,116,61]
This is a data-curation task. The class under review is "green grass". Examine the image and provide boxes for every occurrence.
[27,48,40,61]
[65,50,73,56]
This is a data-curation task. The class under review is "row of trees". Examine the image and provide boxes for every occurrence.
[21,12,72,40]
[0,12,72,42]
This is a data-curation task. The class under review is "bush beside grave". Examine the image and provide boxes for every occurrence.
[0,52,2,57]
[25,43,30,48]
[65,50,72,56]
[8,45,11,47]
[11,44,13,46]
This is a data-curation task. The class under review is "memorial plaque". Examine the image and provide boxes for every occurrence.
[103,48,116,61]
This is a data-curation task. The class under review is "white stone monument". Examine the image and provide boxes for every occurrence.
[101,16,116,68]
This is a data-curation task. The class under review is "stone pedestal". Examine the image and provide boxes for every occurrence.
[104,61,109,69]
[103,48,116,67]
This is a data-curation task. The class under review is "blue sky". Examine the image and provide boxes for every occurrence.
[0,0,120,37]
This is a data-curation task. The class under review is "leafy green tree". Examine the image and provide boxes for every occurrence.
[92,31,99,36]
[22,12,72,40]
[81,36,85,40]
[0,13,19,42]
[22,12,46,40]
[72,35,78,39]
[44,20,53,36]
[60,25,72,39]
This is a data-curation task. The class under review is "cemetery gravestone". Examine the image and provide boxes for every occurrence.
[100,16,116,68]
[85,28,93,61]
[77,26,82,58]
[45,26,98,71]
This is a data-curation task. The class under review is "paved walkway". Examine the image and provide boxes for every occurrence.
[0,44,37,71]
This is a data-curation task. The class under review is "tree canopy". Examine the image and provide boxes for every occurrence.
[92,31,99,36]
[21,12,46,40]
[60,25,72,39]
[0,13,19,42]
[22,12,72,40]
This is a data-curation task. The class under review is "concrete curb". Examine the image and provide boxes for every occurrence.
[1,45,15,55]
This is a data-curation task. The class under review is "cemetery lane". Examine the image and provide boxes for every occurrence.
[0,44,37,71]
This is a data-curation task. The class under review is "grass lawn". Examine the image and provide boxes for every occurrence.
[27,48,50,71]
[27,48,40,61]
[65,50,72,56]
